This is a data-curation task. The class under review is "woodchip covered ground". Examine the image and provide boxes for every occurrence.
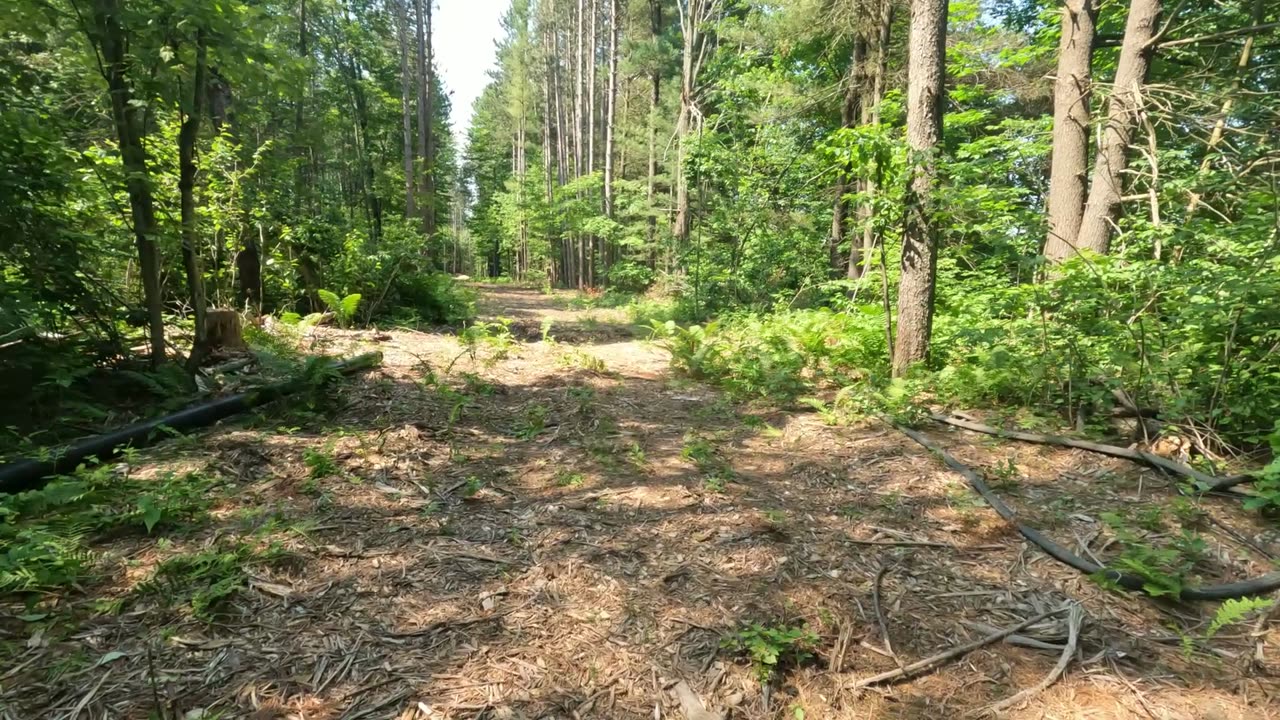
[2,286,1278,719]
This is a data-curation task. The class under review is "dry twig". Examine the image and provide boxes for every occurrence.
[847,606,1068,690]
[972,603,1084,716]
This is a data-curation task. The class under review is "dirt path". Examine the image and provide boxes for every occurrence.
[4,286,1276,719]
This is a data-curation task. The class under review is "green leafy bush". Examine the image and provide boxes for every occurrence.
[722,623,819,682]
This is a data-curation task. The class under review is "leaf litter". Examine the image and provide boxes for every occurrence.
[1,285,1276,719]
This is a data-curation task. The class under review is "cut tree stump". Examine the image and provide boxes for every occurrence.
[205,309,246,351]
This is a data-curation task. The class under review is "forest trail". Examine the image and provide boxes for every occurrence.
[7,286,1276,719]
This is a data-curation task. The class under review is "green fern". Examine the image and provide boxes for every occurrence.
[317,289,362,327]
[1207,596,1274,638]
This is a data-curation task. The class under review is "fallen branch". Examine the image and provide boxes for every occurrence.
[873,561,902,668]
[972,604,1083,717]
[893,421,1280,601]
[848,606,1068,689]
[931,414,1253,492]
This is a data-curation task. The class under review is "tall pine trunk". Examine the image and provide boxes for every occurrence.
[422,0,438,242]
[603,0,619,220]
[1076,0,1162,255]
[179,30,209,371]
[892,0,948,376]
[397,0,416,219]
[646,0,661,269]
[1043,0,1097,262]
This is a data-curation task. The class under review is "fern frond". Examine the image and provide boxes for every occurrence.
[1207,596,1274,637]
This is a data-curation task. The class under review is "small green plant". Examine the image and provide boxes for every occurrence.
[702,473,728,492]
[303,446,338,479]
[555,471,585,487]
[1097,512,1203,597]
[462,476,484,497]
[649,320,723,379]
[460,373,496,396]
[987,459,1020,491]
[317,289,362,328]
[453,319,516,369]
[680,433,716,466]
[568,385,596,413]
[722,623,819,683]
[138,540,285,620]
[515,404,549,439]
[557,348,608,374]
[626,441,647,468]
[1244,425,1280,512]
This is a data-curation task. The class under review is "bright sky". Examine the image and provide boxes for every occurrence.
[435,0,507,147]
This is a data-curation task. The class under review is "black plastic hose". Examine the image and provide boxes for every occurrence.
[0,352,382,496]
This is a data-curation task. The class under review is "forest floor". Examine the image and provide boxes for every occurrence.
[3,285,1279,720]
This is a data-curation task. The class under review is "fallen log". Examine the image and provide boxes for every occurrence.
[893,421,1280,601]
[0,352,382,495]
[931,413,1254,493]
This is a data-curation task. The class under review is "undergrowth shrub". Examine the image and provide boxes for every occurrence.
[0,466,217,593]
[651,251,1280,449]
[649,306,887,401]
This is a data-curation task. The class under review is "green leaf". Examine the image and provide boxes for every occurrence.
[138,496,162,534]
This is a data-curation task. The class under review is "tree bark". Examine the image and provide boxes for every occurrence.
[89,0,166,366]
[1075,0,1162,255]
[603,0,619,220]
[892,0,948,376]
[415,0,433,247]
[832,36,865,279]
[673,0,699,246]
[179,30,210,372]
[646,0,661,269]
[423,0,438,242]
[1043,0,1097,262]
[397,0,417,219]
[858,0,894,278]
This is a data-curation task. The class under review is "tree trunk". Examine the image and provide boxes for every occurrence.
[90,0,166,366]
[1043,0,1097,262]
[397,0,417,219]
[646,0,661,269]
[415,0,433,247]
[423,0,437,240]
[892,0,948,376]
[832,37,865,279]
[292,0,319,312]
[1075,0,1162,255]
[673,0,698,246]
[858,0,894,278]
[543,24,556,278]
[179,30,210,372]
[603,0,619,220]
